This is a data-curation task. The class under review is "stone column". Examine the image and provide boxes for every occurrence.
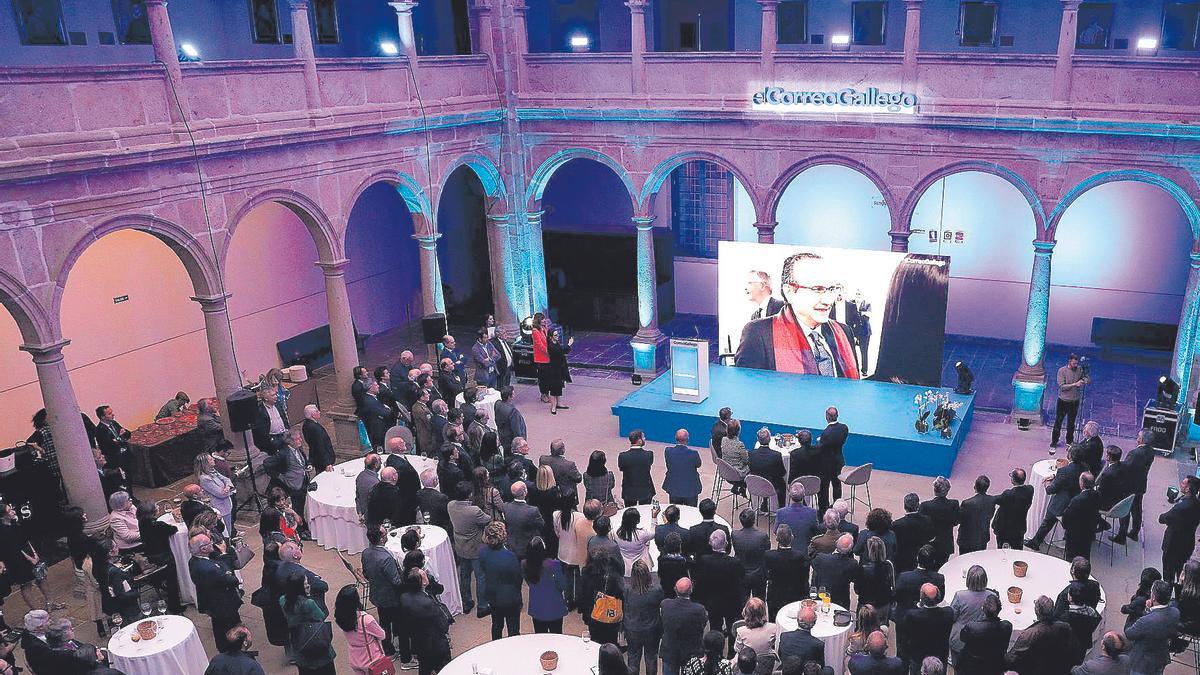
[485,212,519,337]
[633,216,662,340]
[145,0,189,124]
[287,0,323,110]
[889,230,911,252]
[191,293,242,439]
[902,0,923,88]
[1012,241,1055,420]
[524,211,549,315]
[1171,252,1200,410]
[1052,0,1081,101]
[388,1,421,66]
[511,0,529,92]
[316,260,360,415]
[473,0,495,56]
[627,0,649,94]
[755,221,777,244]
[758,0,779,79]
[414,234,446,316]
[19,341,109,534]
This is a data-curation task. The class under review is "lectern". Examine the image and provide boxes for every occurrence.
[670,339,709,403]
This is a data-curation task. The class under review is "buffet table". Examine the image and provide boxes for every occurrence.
[127,399,218,488]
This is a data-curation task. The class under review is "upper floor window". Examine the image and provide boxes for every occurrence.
[313,0,339,45]
[777,0,808,45]
[249,0,282,44]
[851,1,887,46]
[112,0,151,45]
[672,161,733,260]
[1162,2,1200,50]
[959,1,997,47]
[12,0,67,45]
[1076,2,1114,49]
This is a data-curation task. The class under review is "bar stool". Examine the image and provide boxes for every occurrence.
[709,445,725,502]
[713,457,748,515]
[838,463,874,521]
[1098,493,1137,563]
[745,475,779,528]
[790,475,821,510]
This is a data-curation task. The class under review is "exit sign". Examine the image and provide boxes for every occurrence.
[113,295,129,304]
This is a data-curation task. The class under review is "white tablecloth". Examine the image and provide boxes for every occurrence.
[1027,458,1058,535]
[456,387,501,428]
[306,454,439,554]
[157,513,196,606]
[385,524,464,615]
[440,633,601,675]
[939,549,1105,633]
[628,504,730,572]
[776,601,854,674]
[107,614,208,675]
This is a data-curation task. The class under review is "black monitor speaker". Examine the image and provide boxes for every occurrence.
[226,389,258,433]
[421,313,448,344]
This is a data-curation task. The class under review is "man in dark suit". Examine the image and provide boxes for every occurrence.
[892,493,935,573]
[374,366,401,419]
[1074,420,1104,476]
[919,477,960,563]
[180,483,218,530]
[399,367,422,410]
[1114,430,1155,544]
[618,430,656,506]
[94,449,129,503]
[712,407,732,458]
[777,604,824,666]
[1095,445,1131,513]
[1073,631,1131,675]
[748,427,787,506]
[957,593,1012,675]
[502,481,544,559]
[493,386,526,451]
[360,380,393,450]
[411,389,435,457]
[471,329,501,388]
[1026,444,1087,550]
[787,430,821,485]
[1053,556,1102,618]
[654,505,690,552]
[361,526,406,658]
[440,335,468,380]
[957,475,997,555]
[94,405,132,477]
[894,545,944,612]
[488,322,515,389]
[686,499,731,558]
[1160,475,1200,583]
[736,254,862,379]
[437,358,465,404]
[848,631,904,675]
[414,468,450,530]
[816,407,849,513]
[250,387,289,456]
[731,509,770,599]
[1125,580,1180,675]
[1062,472,1100,563]
[384,438,421,525]
[366,467,405,530]
[745,270,786,322]
[539,438,583,501]
[896,583,953,674]
[992,468,1034,550]
[275,541,330,613]
[660,578,709,675]
[1005,596,1079,675]
[301,405,336,474]
[663,429,702,506]
[187,533,242,650]
[810,534,860,609]
[692,529,746,656]
[764,525,810,622]
[350,366,369,418]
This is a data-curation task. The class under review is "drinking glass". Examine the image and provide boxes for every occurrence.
[140,602,151,619]
[154,600,167,616]
[581,629,590,643]
[110,614,124,631]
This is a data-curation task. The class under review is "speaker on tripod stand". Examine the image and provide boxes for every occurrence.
[226,389,264,518]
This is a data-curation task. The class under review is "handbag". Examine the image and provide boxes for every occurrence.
[250,586,273,608]
[360,614,395,675]
[230,538,256,570]
[29,546,47,581]
[291,620,333,660]
[590,577,623,624]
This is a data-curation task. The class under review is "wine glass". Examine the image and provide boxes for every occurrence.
[581,629,590,643]
[110,613,124,632]
[154,600,167,616]
[140,602,151,619]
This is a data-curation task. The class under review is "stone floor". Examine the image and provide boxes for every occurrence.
[16,340,1197,673]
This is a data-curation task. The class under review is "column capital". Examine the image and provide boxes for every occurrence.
[470,0,493,12]
[626,0,650,12]
[145,0,168,6]
[286,0,310,10]
[20,339,71,363]
[1032,240,1056,253]
[633,216,656,230]
[413,233,442,249]
[1060,0,1082,8]
[904,0,924,8]
[755,221,778,232]
[315,258,351,275]
[486,213,513,226]
[511,0,529,15]
[388,1,418,16]
[757,0,781,8]
[190,292,232,311]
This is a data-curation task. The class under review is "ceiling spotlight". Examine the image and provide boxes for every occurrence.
[178,42,200,62]
[830,34,851,51]
[568,34,590,51]
[380,41,400,56]
[1136,36,1158,54]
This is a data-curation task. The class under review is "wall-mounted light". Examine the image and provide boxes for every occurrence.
[380,41,400,56]
[178,42,201,62]
[830,34,851,52]
[568,33,590,52]
[1136,36,1158,54]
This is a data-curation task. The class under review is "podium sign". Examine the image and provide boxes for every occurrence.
[670,340,709,403]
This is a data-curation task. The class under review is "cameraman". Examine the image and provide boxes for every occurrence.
[1051,354,1089,448]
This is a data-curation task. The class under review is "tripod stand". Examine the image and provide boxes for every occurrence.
[231,429,264,521]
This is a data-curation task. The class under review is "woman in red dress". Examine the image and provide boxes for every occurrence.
[532,313,551,403]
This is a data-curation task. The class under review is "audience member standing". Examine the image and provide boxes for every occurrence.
[360,527,405,659]
[1075,421,1104,476]
[992,469,1034,550]
[892,493,935,573]
[848,631,904,675]
[957,476,997,555]
[811,533,860,610]
[693,529,746,656]
[687,499,731,559]
[1026,444,1087,550]
[855,537,895,622]
[919,477,960,564]
[748,427,787,507]
[553,499,588,609]
[787,429,821,486]
[205,626,267,675]
[764,525,810,621]
[1125,580,1179,675]
[360,380,392,450]
[540,439,583,502]
[301,405,336,474]
[280,571,337,675]
[94,405,133,480]
[188,533,243,650]
[897,583,953,675]
[545,329,574,413]
[777,483,820,545]
[816,407,849,513]
[1071,631,1130,675]
[895,545,945,612]
[472,329,501,388]
[711,407,733,458]
[949,565,996,666]
[579,547,624,646]
[487,316,515,389]
[731,509,769,600]
[615,506,659,576]
[503,481,545,560]
[411,388,435,456]
[1159,475,1200,584]
[625,560,664,675]
[333,585,387,675]
[1114,429,1156,544]
[734,598,778,665]
[661,578,710,675]
[620,430,656,506]
[354,454,381,521]
[956,593,1011,675]
[854,508,897,563]
[584,450,617,504]
[1095,445,1131,516]
[479,521,523,638]
[658,533,690,600]
[1062,472,1100,562]
[493,386,527,451]
[524,537,568,633]
[399,567,453,675]
[1005,595,1078,675]
[664,429,703,506]
[448,481,493,617]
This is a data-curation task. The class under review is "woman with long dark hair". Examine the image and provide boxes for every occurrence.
[615,506,658,577]
[258,506,289,547]
[553,493,585,610]
[599,642,634,675]
[682,630,735,675]
[657,532,689,599]
[1122,567,1162,629]
[135,501,183,613]
[257,541,290,652]
[26,409,63,496]
[869,254,951,386]
[579,546,625,647]
[334,585,387,675]
[584,450,616,504]
[524,537,568,633]
[471,466,505,521]
[624,559,664,675]
[280,572,336,675]
[1177,560,1200,635]
[545,328,574,414]
[65,508,104,636]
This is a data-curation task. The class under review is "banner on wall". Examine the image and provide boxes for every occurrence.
[718,242,951,387]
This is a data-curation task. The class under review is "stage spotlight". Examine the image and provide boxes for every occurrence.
[632,373,643,386]
[1156,375,1180,408]
[178,42,201,62]
[380,41,400,56]
[954,361,975,395]
[830,34,851,51]
[1136,36,1159,54]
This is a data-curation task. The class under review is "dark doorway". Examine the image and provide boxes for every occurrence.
[437,167,493,322]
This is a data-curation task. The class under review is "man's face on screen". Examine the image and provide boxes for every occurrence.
[745,274,770,303]
[784,259,842,330]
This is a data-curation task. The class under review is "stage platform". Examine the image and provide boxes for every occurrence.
[611,366,975,477]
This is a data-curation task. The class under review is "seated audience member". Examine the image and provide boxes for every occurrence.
[44,618,108,673]
[896,583,953,674]
[722,419,750,496]
[1005,595,1078,675]
[778,604,824,666]
[845,604,885,658]
[107,490,141,552]
[1071,631,1129,675]
[895,545,945,611]
[832,500,859,539]
[734,598,778,659]
[764,525,810,622]
[957,593,1012,675]
[156,391,190,419]
[847,631,903,675]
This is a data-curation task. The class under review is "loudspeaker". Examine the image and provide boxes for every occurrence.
[421,313,448,344]
[226,389,258,433]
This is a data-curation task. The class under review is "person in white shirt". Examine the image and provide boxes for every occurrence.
[614,504,659,576]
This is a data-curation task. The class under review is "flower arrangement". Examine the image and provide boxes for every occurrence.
[914,390,963,436]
